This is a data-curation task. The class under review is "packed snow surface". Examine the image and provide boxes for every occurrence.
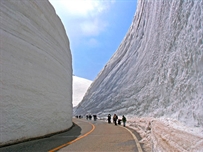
[126,117,203,152]
[73,76,92,107]
[0,0,72,146]
[75,0,203,151]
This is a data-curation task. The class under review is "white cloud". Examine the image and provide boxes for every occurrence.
[80,19,108,36]
[87,38,100,48]
[49,0,114,37]
[50,0,113,18]
[62,0,98,17]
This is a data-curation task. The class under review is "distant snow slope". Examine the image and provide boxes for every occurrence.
[75,0,203,129]
[1,1,72,146]
[73,76,92,107]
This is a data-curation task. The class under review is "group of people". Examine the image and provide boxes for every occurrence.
[86,114,97,121]
[107,114,127,127]
[76,113,126,126]
[75,115,83,119]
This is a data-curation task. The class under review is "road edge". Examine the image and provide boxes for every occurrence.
[120,126,144,152]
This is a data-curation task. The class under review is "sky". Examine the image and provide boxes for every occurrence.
[49,0,137,80]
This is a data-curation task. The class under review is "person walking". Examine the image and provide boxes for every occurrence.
[122,115,127,127]
[113,114,118,125]
[107,114,111,123]
[93,115,97,121]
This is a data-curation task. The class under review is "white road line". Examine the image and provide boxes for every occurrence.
[121,126,143,152]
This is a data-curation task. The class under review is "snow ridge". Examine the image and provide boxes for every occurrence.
[75,1,203,150]
[75,0,203,129]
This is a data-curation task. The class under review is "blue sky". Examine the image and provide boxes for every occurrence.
[49,0,137,80]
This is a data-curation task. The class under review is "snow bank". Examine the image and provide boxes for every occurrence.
[0,0,72,146]
[127,117,203,152]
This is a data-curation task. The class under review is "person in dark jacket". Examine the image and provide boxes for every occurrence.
[93,115,97,121]
[113,114,118,125]
[122,115,127,127]
[118,119,122,125]
[107,114,111,123]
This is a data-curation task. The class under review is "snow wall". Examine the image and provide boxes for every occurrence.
[75,0,203,128]
[0,0,72,146]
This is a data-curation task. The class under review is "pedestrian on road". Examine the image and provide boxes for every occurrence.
[113,114,118,125]
[118,119,122,125]
[93,115,97,121]
[122,115,127,127]
[107,114,111,123]
[89,114,92,120]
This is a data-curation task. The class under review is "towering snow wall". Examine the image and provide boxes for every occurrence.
[75,0,203,128]
[0,0,72,146]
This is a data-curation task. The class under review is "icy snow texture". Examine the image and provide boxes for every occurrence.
[75,0,203,131]
[73,76,92,107]
[75,0,203,151]
[127,117,203,152]
[0,0,72,146]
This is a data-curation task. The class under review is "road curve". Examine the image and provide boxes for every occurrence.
[55,118,143,152]
[0,118,143,152]
[0,118,91,152]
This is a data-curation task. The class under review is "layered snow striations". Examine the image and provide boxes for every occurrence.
[0,1,72,146]
[75,0,203,151]
[75,0,203,128]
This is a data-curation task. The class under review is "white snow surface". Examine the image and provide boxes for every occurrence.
[0,1,72,146]
[126,116,203,152]
[75,0,203,151]
[73,76,92,107]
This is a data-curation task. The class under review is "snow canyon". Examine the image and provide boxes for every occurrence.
[75,0,203,151]
[1,0,72,146]
[0,0,203,151]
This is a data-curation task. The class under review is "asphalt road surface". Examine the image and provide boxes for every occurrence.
[0,118,143,152]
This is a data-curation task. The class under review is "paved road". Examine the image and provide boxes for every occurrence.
[0,118,143,152]
[57,118,143,152]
